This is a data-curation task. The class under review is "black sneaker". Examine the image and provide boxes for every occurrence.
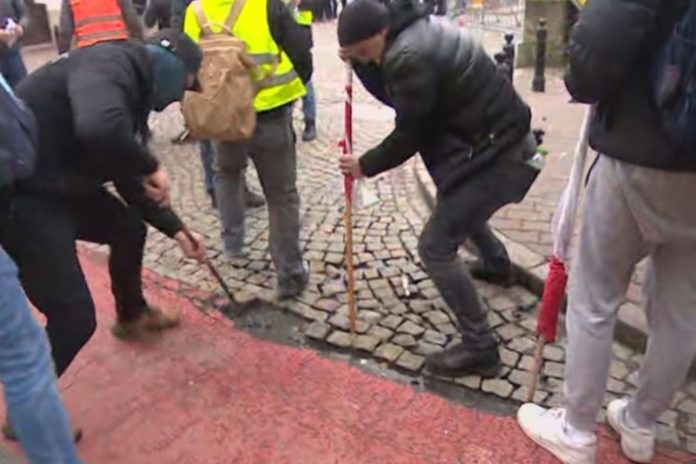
[276,265,309,301]
[425,342,501,378]
[467,259,515,287]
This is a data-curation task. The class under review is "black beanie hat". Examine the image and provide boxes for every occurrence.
[338,0,390,47]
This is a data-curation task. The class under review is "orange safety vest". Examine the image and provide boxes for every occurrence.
[71,0,128,48]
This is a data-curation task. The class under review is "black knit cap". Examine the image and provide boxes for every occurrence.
[338,0,390,47]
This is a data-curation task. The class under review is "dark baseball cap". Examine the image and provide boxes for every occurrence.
[146,29,203,91]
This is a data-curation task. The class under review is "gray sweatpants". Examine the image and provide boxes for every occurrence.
[214,107,304,285]
[564,155,696,432]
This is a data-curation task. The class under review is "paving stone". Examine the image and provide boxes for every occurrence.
[509,337,537,355]
[380,315,404,330]
[658,410,679,428]
[657,424,680,447]
[496,324,525,342]
[626,370,640,387]
[395,351,425,372]
[487,311,505,329]
[392,334,418,348]
[508,286,539,310]
[454,375,482,390]
[305,322,331,341]
[436,323,459,336]
[423,311,451,326]
[679,399,696,415]
[368,325,394,342]
[322,282,346,298]
[613,343,634,361]
[500,347,521,368]
[543,362,565,379]
[409,301,433,314]
[326,331,353,349]
[422,330,447,346]
[481,378,514,399]
[324,253,344,266]
[609,360,629,380]
[353,335,381,353]
[487,295,517,312]
[287,302,328,322]
[542,345,565,362]
[512,387,548,405]
[508,369,528,386]
[374,343,404,363]
[315,298,341,313]
[404,314,424,325]
[360,310,383,324]
[414,341,442,356]
[397,320,425,337]
[328,313,370,334]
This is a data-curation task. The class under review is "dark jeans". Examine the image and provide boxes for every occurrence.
[418,139,539,349]
[0,51,27,89]
[0,190,148,377]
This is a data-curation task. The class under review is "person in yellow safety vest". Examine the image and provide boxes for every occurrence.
[184,0,313,300]
[288,0,317,141]
[57,0,145,54]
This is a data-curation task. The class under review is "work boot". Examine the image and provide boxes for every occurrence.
[302,120,317,142]
[276,264,309,301]
[424,342,501,377]
[244,183,265,208]
[111,305,180,341]
[3,420,83,443]
[467,259,514,287]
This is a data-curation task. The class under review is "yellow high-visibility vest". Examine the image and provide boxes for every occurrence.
[184,0,306,112]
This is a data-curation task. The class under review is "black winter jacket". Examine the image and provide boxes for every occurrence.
[565,0,691,171]
[355,3,532,192]
[15,41,184,237]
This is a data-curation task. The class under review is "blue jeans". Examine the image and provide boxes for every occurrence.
[0,247,82,464]
[199,140,215,194]
[0,51,27,89]
[301,80,316,122]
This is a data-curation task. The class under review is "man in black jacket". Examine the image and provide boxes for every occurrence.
[517,2,696,463]
[0,30,207,438]
[338,0,539,377]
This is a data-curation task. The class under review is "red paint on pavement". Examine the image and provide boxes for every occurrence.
[3,250,692,463]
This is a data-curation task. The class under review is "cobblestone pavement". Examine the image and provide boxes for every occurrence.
[19,22,696,453]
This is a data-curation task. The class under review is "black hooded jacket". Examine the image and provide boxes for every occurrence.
[565,0,692,171]
[14,41,184,237]
[353,1,532,191]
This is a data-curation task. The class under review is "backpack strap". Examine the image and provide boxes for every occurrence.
[224,0,249,33]
[192,1,215,37]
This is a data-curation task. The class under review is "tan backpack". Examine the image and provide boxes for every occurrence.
[181,0,260,142]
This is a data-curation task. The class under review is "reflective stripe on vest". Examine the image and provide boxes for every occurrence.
[297,10,313,26]
[71,0,128,48]
[217,0,306,112]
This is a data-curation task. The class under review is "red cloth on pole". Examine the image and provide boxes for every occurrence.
[536,256,568,343]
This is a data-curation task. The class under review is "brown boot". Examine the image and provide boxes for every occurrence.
[3,420,83,443]
[111,305,180,341]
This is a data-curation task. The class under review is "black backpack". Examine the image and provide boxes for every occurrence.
[0,79,37,187]
[652,0,696,153]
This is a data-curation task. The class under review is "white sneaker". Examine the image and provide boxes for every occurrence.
[607,399,656,463]
[517,404,597,464]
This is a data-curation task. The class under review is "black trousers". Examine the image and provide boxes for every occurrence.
[0,189,148,377]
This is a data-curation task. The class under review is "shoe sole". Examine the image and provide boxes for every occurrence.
[517,420,594,464]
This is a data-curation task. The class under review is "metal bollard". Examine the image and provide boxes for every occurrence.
[532,18,547,93]
[503,33,515,81]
